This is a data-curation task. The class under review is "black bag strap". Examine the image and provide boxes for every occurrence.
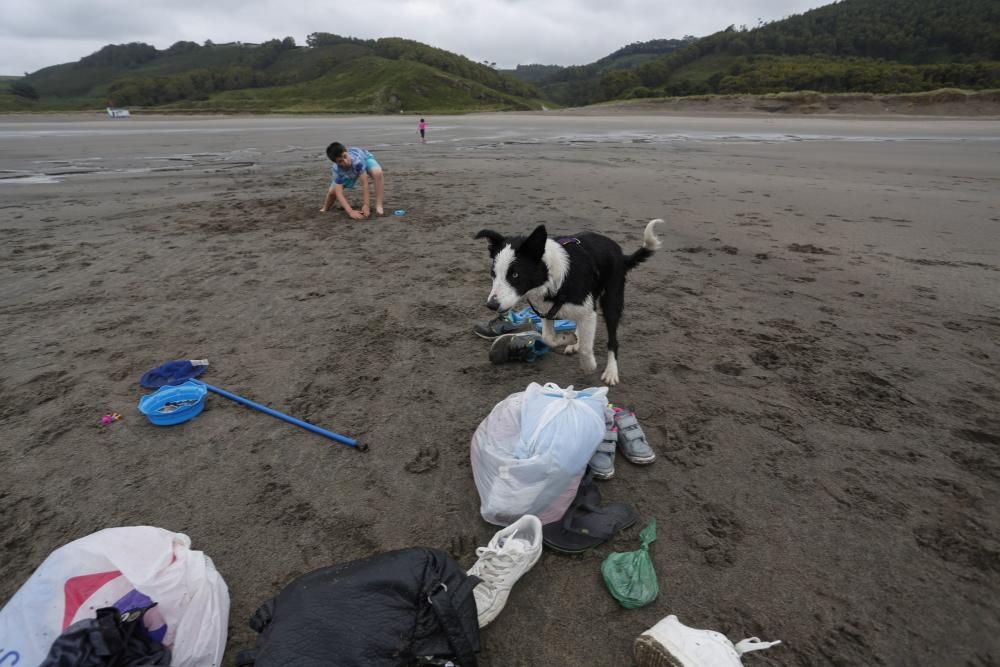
[249,599,275,633]
[427,578,479,667]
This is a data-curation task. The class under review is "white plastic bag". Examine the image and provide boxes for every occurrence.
[471,382,608,526]
[0,526,229,667]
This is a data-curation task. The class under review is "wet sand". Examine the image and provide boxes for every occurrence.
[1,112,999,665]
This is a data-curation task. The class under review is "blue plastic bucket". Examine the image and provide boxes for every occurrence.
[138,380,207,426]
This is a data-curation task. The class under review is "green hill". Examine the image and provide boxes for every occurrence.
[504,39,692,106]
[15,34,543,113]
[161,56,541,113]
[7,0,999,114]
[585,0,1000,103]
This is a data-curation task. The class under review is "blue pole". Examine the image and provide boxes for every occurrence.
[204,384,365,451]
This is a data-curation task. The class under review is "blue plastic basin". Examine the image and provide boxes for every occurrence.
[138,380,207,426]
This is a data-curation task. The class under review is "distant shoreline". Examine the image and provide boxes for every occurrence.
[583,89,1000,118]
[3,89,1000,120]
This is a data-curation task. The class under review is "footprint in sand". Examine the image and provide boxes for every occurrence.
[405,446,440,474]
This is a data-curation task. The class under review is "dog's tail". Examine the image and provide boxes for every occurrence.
[624,218,663,271]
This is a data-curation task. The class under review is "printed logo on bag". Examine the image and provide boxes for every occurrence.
[63,572,167,641]
[0,649,21,665]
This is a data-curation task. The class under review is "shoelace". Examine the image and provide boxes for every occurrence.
[734,637,782,655]
[473,542,529,590]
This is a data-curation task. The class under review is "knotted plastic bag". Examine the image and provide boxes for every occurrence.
[471,382,607,525]
[600,519,659,609]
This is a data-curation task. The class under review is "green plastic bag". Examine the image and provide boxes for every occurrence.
[601,519,658,609]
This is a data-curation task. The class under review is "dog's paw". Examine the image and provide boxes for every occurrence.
[564,343,579,355]
[601,353,621,387]
[580,354,598,373]
[600,353,620,385]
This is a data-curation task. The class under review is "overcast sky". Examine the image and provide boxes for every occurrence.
[1,0,830,76]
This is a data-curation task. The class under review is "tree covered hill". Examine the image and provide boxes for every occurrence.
[13,34,543,113]
[542,0,1000,105]
[4,0,999,113]
[503,38,693,106]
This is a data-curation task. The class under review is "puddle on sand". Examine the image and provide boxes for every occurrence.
[0,174,65,184]
[1,150,256,185]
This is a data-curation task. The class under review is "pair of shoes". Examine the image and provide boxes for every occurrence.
[588,405,655,477]
[466,515,543,628]
[473,311,531,339]
[473,310,575,341]
[634,615,781,666]
[488,331,550,364]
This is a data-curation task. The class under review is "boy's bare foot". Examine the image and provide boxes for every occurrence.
[319,207,328,212]
[376,206,384,216]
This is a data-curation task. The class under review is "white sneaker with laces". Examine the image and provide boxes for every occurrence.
[466,514,543,628]
[634,615,781,667]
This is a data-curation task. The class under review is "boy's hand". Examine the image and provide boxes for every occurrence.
[348,209,365,220]
[361,204,371,218]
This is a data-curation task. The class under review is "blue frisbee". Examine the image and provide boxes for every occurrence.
[393,209,407,217]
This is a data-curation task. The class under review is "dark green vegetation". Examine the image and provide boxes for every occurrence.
[503,39,693,105]
[3,0,998,113]
[5,35,543,113]
[518,0,1000,106]
[0,76,41,112]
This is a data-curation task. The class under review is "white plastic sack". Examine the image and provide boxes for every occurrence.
[471,382,608,526]
[0,526,229,667]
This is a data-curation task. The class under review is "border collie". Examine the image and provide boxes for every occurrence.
[475,219,662,385]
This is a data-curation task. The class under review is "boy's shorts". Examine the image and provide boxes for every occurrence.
[333,155,381,190]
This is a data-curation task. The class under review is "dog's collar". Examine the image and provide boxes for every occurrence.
[530,291,566,320]
[555,236,580,246]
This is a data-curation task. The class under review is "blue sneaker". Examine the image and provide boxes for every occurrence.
[508,307,577,333]
[489,331,550,364]
[474,311,530,339]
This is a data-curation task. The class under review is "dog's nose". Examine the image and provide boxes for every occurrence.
[486,296,500,311]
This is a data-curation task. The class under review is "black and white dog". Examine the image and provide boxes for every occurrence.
[475,219,662,385]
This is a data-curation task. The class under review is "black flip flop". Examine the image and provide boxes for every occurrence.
[543,475,638,554]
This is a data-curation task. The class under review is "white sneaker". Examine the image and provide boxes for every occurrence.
[466,514,543,628]
[634,615,781,667]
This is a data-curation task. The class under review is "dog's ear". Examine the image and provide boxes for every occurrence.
[519,225,548,262]
[474,229,506,257]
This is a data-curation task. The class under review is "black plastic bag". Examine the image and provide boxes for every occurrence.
[40,605,170,667]
[238,547,481,667]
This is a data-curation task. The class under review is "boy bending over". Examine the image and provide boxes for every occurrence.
[320,142,384,219]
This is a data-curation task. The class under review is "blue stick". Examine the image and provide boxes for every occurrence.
[204,383,365,451]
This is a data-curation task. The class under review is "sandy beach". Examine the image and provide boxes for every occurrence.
[1,111,999,665]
